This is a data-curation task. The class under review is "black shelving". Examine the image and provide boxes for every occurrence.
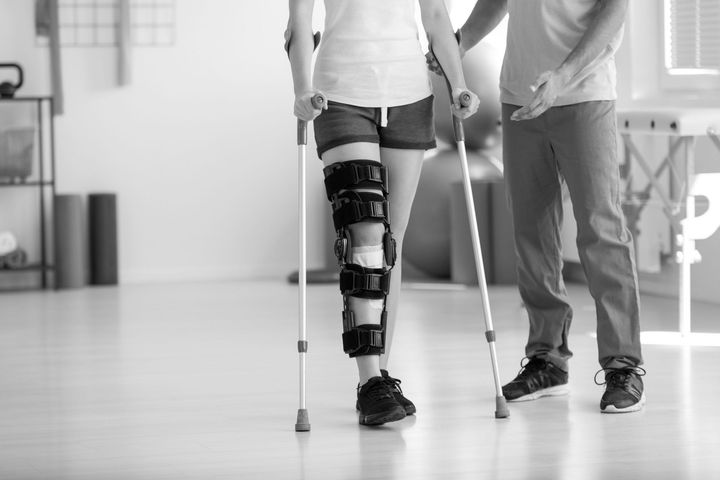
[0,96,55,289]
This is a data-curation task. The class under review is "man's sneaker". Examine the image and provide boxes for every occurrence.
[596,367,646,413]
[356,376,407,426]
[502,357,569,401]
[381,369,416,415]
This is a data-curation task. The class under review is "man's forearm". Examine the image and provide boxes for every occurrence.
[556,0,628,81]
[458,0,507,55]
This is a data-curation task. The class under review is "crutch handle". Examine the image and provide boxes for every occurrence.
[451,90,472,143]
[297,93,326,146]
[310,93,325,110]
[457,91,472,107]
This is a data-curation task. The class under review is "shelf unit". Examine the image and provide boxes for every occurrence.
[0,96,55,289]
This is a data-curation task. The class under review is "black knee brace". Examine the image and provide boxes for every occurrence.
[323,160,397,357]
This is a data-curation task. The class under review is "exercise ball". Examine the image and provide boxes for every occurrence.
[404,148,503,278]
[433,42,503,150]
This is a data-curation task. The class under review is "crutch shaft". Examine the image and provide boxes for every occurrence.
[295,93,326,432]
[434,65,509,417]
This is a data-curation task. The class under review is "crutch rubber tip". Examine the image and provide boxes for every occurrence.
[295,409,311,432]
[494,396,510,418]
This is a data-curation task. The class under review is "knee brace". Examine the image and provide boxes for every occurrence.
[323,160,397,357]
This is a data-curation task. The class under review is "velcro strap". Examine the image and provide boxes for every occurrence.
[332,198,387,230]
[323,161,387,199]
[340,267,390,297]
[342,326,384,355]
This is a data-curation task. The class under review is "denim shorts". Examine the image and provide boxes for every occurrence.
[313,95,436,157]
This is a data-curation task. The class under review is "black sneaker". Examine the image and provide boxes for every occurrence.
[502,357,569,401]
[381,369,416,415]
[356,376,407,426]
[596,367,646,413]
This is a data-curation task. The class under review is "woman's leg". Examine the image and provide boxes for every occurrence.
[322,142,386,385]
[378,147,425,371]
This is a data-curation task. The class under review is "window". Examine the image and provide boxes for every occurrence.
[663,0,720,89]
[38,0,175,47]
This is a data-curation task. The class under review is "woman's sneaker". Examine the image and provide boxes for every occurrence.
[596,367,646,413]
[380,369,416,415]
[356,376,407,426]
[502,357,569,401]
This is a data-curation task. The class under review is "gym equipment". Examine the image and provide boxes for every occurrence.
[0,231,18,256]
[433,50,509,419]
[404,148,502,278]
[88,193,118,285]
[323,160,395,357]
[54,194,86,289]
[432,43,502,150]
[618,108,720,346]
[0,248,27,269]
[0,64,23,98]
[0,126,35,180]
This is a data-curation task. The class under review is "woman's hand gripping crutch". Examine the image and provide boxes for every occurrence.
[430,43,510,419]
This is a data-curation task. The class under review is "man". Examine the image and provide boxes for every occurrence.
[455,0,645,413]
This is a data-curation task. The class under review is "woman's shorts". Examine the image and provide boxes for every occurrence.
[313,95,436,157]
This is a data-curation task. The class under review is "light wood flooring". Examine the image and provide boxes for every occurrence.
[0,279,719,479]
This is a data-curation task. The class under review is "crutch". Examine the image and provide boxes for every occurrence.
[294,92,325,432]
[287,31,324,432]
[433,49,509,419]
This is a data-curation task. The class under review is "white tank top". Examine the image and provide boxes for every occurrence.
[500,0,623,107]
[313,0,432,108]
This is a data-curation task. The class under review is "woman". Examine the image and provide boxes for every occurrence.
[286,0,478,426]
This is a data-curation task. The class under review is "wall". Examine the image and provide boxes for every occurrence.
[0,0,331,284]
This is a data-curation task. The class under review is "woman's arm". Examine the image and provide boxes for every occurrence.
[286,0,324,121]
[418,0,479,118]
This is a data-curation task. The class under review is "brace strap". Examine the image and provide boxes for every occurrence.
[342,324,384,356]
[340,265,390,298]
[323,160,388,199]
[331,194,388,230]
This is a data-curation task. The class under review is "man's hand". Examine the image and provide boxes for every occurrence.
[510,68,572,121]
[425,50,444,77]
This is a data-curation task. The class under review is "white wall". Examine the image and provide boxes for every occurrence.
[0,0,331,284]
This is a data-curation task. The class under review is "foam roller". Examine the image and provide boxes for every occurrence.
[88,193,118,285]
[54,193,86,288]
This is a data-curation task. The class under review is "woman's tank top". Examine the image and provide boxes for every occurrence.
[313,0,432,108]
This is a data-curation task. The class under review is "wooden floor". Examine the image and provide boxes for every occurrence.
[0,279,719,479]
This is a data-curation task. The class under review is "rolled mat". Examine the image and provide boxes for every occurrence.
[0,231,18,256]
[88,193,118,285]
[54,193,86,288]
[0,248,27,269]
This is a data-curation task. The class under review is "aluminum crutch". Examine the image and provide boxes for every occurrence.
[294,92,325,432]
[451,91,509,418]
[432,52,509,417]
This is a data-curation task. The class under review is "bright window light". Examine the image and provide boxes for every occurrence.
[664,0,720,75]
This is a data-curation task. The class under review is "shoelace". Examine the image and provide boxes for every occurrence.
[515,357,546,380]
[365,380,394,401]
[383,375,404,395]
[594,366,646,386]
